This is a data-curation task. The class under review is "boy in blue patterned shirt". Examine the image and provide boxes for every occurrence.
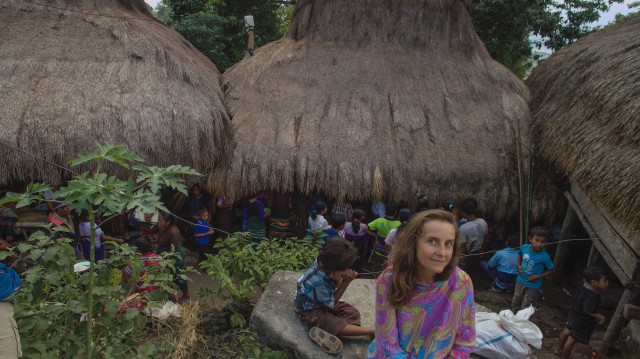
[294,237,374,353]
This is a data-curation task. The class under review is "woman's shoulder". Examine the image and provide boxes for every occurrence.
[377,267,394,284]
[450,266,473,287]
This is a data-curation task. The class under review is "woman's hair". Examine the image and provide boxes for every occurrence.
[351,209,364,234]
[387,209,459,307]
[134,235,154,253]
[310,201,327,221]
[318,237,357,272]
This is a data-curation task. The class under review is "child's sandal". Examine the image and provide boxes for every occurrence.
[309,326,343,354]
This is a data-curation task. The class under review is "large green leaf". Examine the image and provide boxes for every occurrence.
[68,144,143,168]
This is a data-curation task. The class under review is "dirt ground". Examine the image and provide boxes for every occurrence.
[473,275,624,359]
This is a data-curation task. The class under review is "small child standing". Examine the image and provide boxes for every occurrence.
[556,267,608,358]
[294,237,374,354]
[193,208,215,262]
[512,226,555,311]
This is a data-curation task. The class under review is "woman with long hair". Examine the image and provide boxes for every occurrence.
[366,210,476,358]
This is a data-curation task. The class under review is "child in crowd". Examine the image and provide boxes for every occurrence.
[123,236,162,295]
[384,208,412,248]
[556,266,608,358]
[1,238,22,359]
[512,226,554,311]
[193,208,215,262]
[323,213,346,239]
[78,211,124,262]
[344,209,368,271]
[366,210,476,358]
[307,201,329,239]
[365,203,400,247]
[242,194,266,243]
[294,237,374,354]
[481,234,520,292]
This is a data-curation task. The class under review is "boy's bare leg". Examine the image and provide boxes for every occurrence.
[338,324,375,336]
[561,334,576,358]
[555,327,571,356]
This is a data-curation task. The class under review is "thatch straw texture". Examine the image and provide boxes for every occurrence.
[0,0,231,183]
[210,0,533,221]
[527,14,640,231]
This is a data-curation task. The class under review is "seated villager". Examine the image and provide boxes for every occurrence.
[480,234,519,292]
[294,237,374,354]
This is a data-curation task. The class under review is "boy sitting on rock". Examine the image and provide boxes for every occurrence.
[294,237,374,354]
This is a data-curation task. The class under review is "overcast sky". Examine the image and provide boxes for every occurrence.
[144,0,636,27]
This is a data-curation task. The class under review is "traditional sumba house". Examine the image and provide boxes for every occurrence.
[209,0,550,222]
[0,0,231,184]
[527,14,640,353]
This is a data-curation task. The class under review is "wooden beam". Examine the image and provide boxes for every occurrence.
[571,186,637,277]
[565,191,633,286]
[551,204,578,283]
[599,289,632,354]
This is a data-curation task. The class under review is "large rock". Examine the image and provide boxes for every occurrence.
[251,271,374,358]
[251,271,490,358]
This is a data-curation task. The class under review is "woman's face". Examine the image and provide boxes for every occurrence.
[415,220,456,283]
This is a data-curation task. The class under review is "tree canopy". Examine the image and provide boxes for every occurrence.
[154,0,624,77]
[158,0,290,71]
[472,0,623,78]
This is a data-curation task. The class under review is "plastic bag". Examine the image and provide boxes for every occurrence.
[499,306,543,349]
[474,319,532,359]
[473,306,542,358]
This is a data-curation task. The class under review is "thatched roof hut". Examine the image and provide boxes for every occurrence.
[527,14,640,234]
[527,16,640,350]
[0,0,231,183]
[209,0,536,221]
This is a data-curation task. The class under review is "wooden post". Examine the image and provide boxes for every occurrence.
[551,203,578,283]
[599,288,632,354]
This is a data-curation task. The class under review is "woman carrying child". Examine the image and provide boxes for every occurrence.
[367,209,476,358]
[156,212,190,302]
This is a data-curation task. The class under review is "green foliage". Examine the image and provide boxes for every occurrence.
[472,0,623,77]
[2,144,199,358]
[6,233,179,358]
[158,0,288,71]
[199,234,319,326]
[171,11,233,70]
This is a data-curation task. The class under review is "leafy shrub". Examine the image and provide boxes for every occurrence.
[199,234,320,328]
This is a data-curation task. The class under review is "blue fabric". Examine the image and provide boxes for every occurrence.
[517,244,554,289]
[487,248,519,275]
[194,219,211,245]
[294,260,335,312]
[0,263,21,302]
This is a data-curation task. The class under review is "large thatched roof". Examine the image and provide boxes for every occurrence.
[209,0,534,221]
[526,14,640,231]
[0,0,231,183]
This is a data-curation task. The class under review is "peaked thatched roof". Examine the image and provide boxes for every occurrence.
[209,0,534,221]
[0,0,231,183]
[526,14,640,231]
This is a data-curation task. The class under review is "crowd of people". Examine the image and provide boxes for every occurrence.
[1,183,613,359]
